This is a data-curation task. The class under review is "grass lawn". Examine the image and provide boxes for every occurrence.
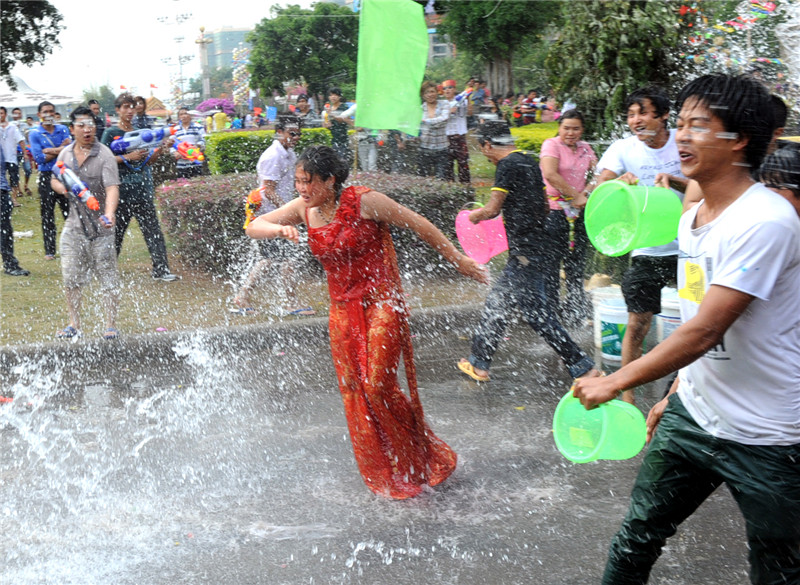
[1,155,501,347]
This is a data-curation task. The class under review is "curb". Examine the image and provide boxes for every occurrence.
[0,303,484,372]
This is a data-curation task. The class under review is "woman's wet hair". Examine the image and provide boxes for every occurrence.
[676,74,774,172]
[296,145,350,197]
[559,109,585,126]
[758,143,800,199]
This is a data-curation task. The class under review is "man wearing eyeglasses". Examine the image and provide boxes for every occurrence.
[50,107,120,340]
[230,115,315,316]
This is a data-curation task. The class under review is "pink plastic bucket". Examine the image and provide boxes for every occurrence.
[455,209,509,264]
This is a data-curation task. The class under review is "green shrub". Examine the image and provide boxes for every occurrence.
[510,122,558,153]
[204,129,331,175]
[155,171,475,278]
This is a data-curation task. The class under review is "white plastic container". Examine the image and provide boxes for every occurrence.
[656,287,681,344]
[599,302,628,361]
[591,286,624,349]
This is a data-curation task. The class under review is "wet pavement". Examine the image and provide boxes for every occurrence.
[0,305,748,584]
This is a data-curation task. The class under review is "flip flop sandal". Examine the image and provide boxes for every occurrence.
[56,325,81,340]
[229,307,256,315]
[457,359,490,382]
[286,307,316,316]
[103,328,119,340]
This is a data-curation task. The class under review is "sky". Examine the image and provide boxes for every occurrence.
[11,0,315,102]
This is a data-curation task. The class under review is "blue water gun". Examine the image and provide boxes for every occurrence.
[110,126,177,155]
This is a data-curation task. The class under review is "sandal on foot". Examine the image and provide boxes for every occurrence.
[457,359,490,382]
[229,306,256,316]
[286,306,316,316]
[103,327,119,340]
[56,325,81,340]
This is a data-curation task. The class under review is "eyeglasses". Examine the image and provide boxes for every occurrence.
[288,131,301,137]
[74,121,96,128]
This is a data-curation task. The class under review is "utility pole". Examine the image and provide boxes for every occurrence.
[196,27,213,101]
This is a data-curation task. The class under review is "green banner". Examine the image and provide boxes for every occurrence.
[355,0,428,136]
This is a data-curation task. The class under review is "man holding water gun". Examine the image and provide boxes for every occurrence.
[230,115,314,316]
[50,107,121,340]
[172,107,206,179]
[101,93,180,282]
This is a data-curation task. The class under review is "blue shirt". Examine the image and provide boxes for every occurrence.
[29,123,72,171]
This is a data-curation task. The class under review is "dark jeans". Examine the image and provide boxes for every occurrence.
[603,394,800,585]
[445,134,471,184]
[545,210,591,324]
[115,186,171,277]
[1,189,22,271]
[176,164,203,179]
[417,148,448,180]
[469,255,595,378]
[38,171,70,256]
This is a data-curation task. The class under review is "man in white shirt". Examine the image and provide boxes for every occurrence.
[595,86,688,403]
[0,106,26,208]
[442,81,471,184]
[231,115,315,316]
[574,73,800,585]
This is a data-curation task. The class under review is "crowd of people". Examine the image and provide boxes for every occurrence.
[3,70,800,583]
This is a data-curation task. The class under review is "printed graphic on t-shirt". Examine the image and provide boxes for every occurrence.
[679,260,706,304]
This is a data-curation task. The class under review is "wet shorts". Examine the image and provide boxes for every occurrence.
[60,227,120,290]
[6,163,19,188]
[621,255,677,314]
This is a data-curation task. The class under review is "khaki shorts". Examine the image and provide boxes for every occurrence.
[60,227,120,290]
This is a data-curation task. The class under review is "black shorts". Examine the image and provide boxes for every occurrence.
[6,163,19,188]
[257,237,296,261]
[621,255,677,314]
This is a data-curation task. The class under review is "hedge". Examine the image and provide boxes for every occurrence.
[510,122,559,153]
[156,171,475,279]
[204,128,331,175]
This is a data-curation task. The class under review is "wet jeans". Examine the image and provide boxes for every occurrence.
[38,171,70,256]
[469,254,595,378]
[1,190,21,271]
[602,394,800,585]
[115,185,171,277]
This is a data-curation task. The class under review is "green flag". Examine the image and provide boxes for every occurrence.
[355,0,428,136]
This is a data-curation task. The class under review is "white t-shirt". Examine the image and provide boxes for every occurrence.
[676,183,800,445]
[0,122,24,161]
[256,139,296,213]
[445,98,468,136]
[597,129,684,256]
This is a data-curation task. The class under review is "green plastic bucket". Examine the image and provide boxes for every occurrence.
[585,180,682,257]
[552,390,646,463]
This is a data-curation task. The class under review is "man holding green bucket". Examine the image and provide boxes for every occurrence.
[594,86,687,404]
[573,74,800,585]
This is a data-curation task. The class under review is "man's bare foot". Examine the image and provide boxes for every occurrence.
[457,358,490,382]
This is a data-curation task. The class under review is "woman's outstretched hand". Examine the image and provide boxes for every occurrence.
[457,255,490,284]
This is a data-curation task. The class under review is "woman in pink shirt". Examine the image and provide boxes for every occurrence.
[540,110,597,326]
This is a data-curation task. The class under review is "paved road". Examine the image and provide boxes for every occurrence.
[0,307,748,584]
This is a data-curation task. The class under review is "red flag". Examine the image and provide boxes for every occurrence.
[150,84,158,89]
[120,85,127,90]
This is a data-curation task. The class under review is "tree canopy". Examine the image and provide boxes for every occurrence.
[435,0,561,97]
[545,0,689,138]
[0,1,63,90]
[247,3,358,99]
[82,85,116,114]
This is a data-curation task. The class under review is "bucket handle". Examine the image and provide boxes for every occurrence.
[459,201,485,212]
[641,186,650,214]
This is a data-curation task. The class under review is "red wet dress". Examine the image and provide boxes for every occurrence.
[307,185,457,499]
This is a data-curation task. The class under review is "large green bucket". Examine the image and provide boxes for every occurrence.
[585,180,682,257]
[552,390,646,464]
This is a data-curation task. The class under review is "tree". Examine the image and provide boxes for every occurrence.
[82,85,116,114]
[0,1,63,90]
[187,67,235,103]
[435,1,561,98]
[248,4,358,99]
[545,0,701,139]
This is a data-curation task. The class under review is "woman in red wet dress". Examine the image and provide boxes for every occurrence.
[246,146,488,499]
